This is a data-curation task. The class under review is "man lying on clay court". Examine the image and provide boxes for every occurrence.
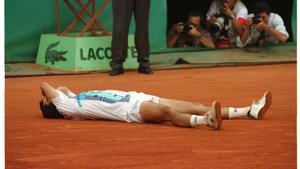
[39,82,272,130]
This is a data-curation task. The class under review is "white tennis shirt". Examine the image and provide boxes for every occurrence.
[51,90,159,122]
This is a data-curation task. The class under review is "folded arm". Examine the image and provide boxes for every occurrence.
[57,87,76,98]
[40,82,59,99]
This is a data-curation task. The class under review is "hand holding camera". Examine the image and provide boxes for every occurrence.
[187,24,201,37]
[253,20,268,30]
[175,22,201,38]
[247,15,268,30]
[176,22,193,34]
[252,17,262,24]
[209,1,234,35]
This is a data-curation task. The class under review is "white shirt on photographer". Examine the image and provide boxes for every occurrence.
[206,0,248,44]
[236,12,289,47]
[206,0,248,22]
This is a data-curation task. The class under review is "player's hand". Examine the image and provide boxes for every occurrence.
[42,97,50,106]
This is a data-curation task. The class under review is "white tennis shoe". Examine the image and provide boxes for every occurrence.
[248,92,272,120]
[205,101,222,130]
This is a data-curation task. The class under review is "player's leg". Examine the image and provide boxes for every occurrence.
[139,101,222,129]
[159,98,232,118]
[159,98,212,115]
[159,91,272,120]
[139,101,191,127]
[222,92,272,120]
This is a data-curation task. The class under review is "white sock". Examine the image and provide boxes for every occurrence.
[190,115,206,127]
[229,107,251,119]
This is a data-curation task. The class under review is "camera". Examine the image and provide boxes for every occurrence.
[179,23,193,33]
[209,13,229,34]
[252,16,262,24]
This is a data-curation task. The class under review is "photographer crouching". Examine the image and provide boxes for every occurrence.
[237,1,289,47]
[206,0,248,48]
[167,11,215,48]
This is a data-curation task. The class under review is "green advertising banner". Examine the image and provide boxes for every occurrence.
[36,34,138,71]
[5,0,167,63]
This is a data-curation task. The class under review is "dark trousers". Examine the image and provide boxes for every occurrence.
[110,0,150,69]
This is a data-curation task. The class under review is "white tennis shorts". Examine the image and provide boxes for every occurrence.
[126,91,160,123]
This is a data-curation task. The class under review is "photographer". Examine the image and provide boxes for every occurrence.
[237,1,289,47]
[167,12,215,48]
[206,0,248,48]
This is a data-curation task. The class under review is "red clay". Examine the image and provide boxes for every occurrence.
[5,64,296,169]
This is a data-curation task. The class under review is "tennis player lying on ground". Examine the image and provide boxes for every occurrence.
[39,82,272,130]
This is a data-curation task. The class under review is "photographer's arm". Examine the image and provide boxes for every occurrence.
[167,35,180,48]
[266,27,288,42]
[206,16,216,31]
[238,17,253,46]
[231,18,244,35]
[255,20,288,42]
[198,34,215,48]
[240,26,250,44]
[223,4,244,35]
[188,26,215,48]
[167,24,182,48]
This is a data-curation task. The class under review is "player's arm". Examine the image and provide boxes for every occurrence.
[57,87,76,98]
[40,82,59,99]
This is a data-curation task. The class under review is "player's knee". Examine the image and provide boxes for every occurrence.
[160,106,175,120]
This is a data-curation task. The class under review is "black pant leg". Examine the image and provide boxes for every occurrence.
[110,0,134,69]
[133,0,151,66]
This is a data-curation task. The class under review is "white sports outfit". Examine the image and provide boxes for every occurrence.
[51,90,160,123]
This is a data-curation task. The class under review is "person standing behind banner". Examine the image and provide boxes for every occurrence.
[109,0,153,76]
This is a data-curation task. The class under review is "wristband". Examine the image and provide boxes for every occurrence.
[229,15,235,20]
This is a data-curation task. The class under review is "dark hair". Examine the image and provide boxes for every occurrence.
[253,1,271,15]
[39,100,63,119]
[188,11,204,19]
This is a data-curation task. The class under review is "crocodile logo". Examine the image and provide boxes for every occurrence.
[45,42,68,65]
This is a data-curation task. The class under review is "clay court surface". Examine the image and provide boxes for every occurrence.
[5,63,296,169]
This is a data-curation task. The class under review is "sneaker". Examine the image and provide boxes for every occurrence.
[205,101,222,130]
[248,91,272,120]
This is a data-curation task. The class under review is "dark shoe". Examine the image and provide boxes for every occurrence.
[138,66,153,74]
[109,67,124,76]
